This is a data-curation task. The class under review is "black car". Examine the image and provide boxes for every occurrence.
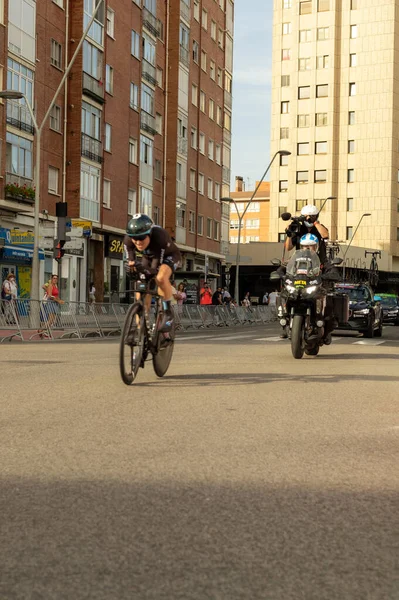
[376,294,399,325]
[334,283,383,337]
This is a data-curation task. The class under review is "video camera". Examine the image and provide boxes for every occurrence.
[280,212,306,238]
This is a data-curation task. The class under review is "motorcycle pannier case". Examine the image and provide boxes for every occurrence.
[332,293,349,323]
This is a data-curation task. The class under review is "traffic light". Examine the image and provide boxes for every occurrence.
[53,240,66,262]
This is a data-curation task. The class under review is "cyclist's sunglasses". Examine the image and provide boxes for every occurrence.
[129,234,149,241]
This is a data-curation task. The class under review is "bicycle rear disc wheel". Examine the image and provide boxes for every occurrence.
[119,303,145,385]
[152,319,176,378]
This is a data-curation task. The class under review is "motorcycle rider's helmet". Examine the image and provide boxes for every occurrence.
[299,233,319,253]
[126,213,153,240]
[300,204,319,228]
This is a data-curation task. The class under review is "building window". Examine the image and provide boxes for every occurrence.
[315,141,327,154]
[6,132,33,180]
[190,168,196,190]
[278,233,286,243]
[347,198,354,211]
[209,60,215,80]
[316,113,327,126]
[349,111,355,124]
[348,140,355,153]
[128,189,137,216]
[192,83,198,106]
[105,64,113,94]
[281,74,290,86]
[281,101,289,114]
[49,105,61,131]
[83,41,103,80]
[197,215,203,235]
[192,40,199,63]
[208,139,214,160]
[214,221,220,240]
[207,218,212,238]
[105,123,112,152]
[315,170,327,183]
[282,49,291,61]
[218,29,224,49]
[215,182,220,201]
[200,90,206,112]
[299,29,311,42]
[350,53,357,67]
[230,219,239,230]
[141,83,154,115]
[50,39,62,69]
[215,144,221,165]
[299,1,312,15]
[298,86,310,99]
[280,127,289,139]
[217,106,223,125]
[198,173,204,194]
[131,30,140,58]
[156,112,162,134]
[130,82,139,110]
[81,101,101,141]
[176,202,186,228]
[191,127,197,148]
[189,211,196,233]
[208,178,213,199]
[349,82,356,96]
[346,226,353,240]
[48,166,59,194]
[155,159,162,180]
[53,0,64,6]
[316,84,328,98]
[201,50,207,71]
[139,186,152,215]
[316,55,329,69]
[317,27,329,40]
[7,58,34,109]
[80,163,100,221]
[297,142,309,155]
[193,0,199,20]
[224,111,232,131]
[298,114,310,127]
[211,20,217,40]
[217,67,223,87]
[140,134,153,165]
[202,8,208,29]
[156,67,163,87]
[348,169,354,182]
[298,58,311,71]
[246,219,260,230]
[350,25,358,39]
[106,8,115,37]
[279,206,288,217]
[318,0,329,11]
[282,22,292,35]
[199,132,205,154]
[209,98,214,120]
[280,153,289,166]
[129,138,138,164]
[279,180,288,192]
[103,179,111,208]
[283,0,292,7]
[297,171,309,184]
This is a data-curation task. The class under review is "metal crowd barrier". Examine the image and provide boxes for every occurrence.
[0,299,277,342]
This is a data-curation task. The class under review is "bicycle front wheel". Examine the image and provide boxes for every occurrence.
[152,319,176,378]
[119,303,145,385]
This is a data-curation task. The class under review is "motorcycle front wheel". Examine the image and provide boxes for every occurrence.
[291,315,305,359]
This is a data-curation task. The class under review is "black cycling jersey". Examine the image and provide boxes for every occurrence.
[123,226,181,272]
[292,223,327,265]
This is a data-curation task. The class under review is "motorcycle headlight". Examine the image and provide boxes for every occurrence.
[354,308,370,315]
[306,285,317,295]
[285,284,296,293]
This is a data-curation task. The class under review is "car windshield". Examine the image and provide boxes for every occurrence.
[286,249,321,278]
[380,298,397,308]
[336,287,371,302]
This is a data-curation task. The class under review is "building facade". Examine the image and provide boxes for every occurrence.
[270,0,399,272]
[229,176,270,244]
[0,0,234,301]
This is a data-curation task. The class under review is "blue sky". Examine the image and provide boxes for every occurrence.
[231,0,273,190]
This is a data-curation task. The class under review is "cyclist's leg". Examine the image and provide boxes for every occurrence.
[156,264,174,332]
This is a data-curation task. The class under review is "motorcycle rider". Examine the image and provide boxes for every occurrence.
[124,213,181,332]
[284,204,329,266]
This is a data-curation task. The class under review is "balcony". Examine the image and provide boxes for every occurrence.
[143,8,162,38]
[82,72,105,104]
[142,59,157,87]
[221,202,231,218]
[222,166,231,184]
[180,0,191,23]
[5,173,35,203]
[6,101,34,135]
[140,111,158,136]
[177,137,188,156]
[179,45,189,68]
[83,13,104,46]
[175,225,186,245]
[81,133,103,164]
[223,129,232,146]
[139,161,153,187]
[224,91,232,110]
[176,180,186,199]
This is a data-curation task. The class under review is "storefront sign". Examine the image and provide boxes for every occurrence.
[106,234,124,259]
[10,230,35,245]
[66,219,92,237]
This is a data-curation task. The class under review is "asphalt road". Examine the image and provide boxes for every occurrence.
[1,324,398,600]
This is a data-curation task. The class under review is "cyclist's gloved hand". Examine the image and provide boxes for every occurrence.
[134,264,158,279]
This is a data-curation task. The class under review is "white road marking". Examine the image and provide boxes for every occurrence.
[253,337,287,342]
[353,339,386,346]
[216,334,255,340]
[179,335,215,341]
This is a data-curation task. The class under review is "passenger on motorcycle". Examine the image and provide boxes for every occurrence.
[123,213,181,332]
[284,204,329,265]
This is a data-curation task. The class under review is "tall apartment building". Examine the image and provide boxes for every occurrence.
[270,0,399,272]
[0,0,234,302]
[229,176,270,244]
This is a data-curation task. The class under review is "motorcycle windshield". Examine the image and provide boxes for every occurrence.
[286,249,321,278]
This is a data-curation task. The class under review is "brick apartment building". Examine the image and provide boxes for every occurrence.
[0,0,233,302]
[229,176,270,244]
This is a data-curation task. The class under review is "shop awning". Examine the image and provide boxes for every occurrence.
[1,244,45,260]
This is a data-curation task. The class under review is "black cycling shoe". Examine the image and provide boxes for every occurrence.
[158,311,174,333]
[323,333,332,345]
[280,329,288,339]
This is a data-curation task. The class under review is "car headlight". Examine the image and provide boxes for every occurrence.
[306,285,317,294]
[285,284,296,293]
[354,308,370,315]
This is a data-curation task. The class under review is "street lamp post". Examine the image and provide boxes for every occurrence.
[221,150,291,304]
[342,213,371,282]
[0,0,104,304]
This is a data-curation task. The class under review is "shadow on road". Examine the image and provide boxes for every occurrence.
[0,477,396,600]
[316,353,399,361]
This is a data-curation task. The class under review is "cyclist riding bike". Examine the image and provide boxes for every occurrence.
[123,213,181,332]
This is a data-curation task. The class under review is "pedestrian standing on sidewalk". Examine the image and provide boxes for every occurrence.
[89,282,96,304]
[1,273,18,324]
[199,282,212,305]
[40,274,64,337]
